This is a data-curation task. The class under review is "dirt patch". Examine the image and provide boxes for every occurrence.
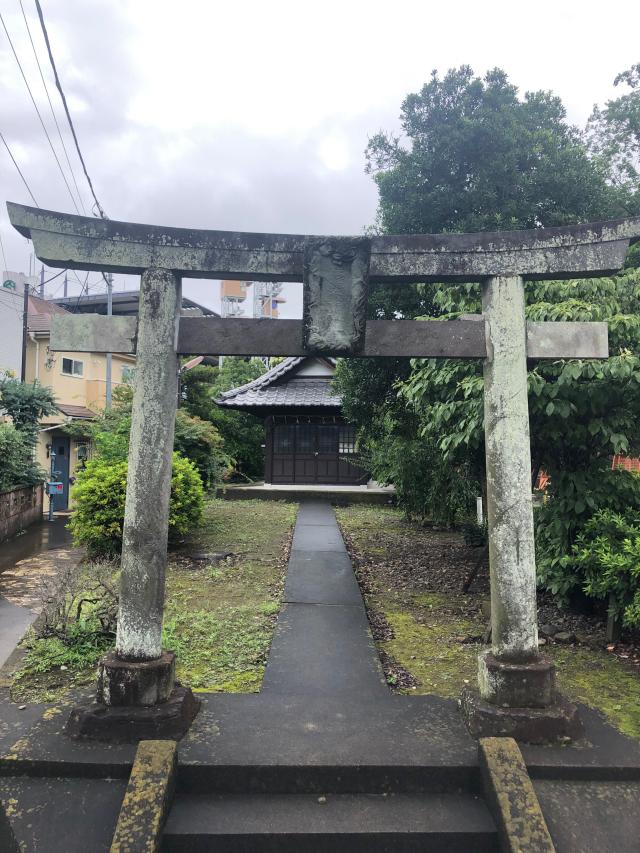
[336,504,640,740]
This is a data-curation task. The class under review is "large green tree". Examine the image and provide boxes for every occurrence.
[339,64,640,593]
[367,66,630,236]
[587,62,640,202]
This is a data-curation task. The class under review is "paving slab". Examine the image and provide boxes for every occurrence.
[291,524,346,552]
[0,599,35,671]
[534,779,640,853]
[296,502,340,526]
[0,775,126,852]
[262,603,387,697]
[283,551,362,606]
[178,693,478,778]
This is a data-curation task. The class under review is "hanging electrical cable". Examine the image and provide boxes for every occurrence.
[0,229,8,271]
[18,0,86,214]
[0,9,81,213]
[0,130,40,206]
[34,0,108,221]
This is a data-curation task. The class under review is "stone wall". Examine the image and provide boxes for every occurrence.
[0,483,43,542]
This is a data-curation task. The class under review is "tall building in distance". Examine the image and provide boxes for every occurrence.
[219,280,286,319]
[220,280,249,317]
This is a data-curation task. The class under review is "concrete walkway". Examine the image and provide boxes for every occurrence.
[262,501,387,698]
[0,517,81,670]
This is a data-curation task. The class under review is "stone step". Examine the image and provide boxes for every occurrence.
[162,791,498,852]
[177,762,479,795]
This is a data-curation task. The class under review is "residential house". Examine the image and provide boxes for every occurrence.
[25,295,136,510]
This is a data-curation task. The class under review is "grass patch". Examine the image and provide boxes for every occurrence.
[10,498,296,702]
[338,503,640,740]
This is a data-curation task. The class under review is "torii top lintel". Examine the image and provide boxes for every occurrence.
[7,201,640,283]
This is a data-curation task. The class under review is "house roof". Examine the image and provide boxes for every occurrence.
[56,404,96,420]
[26,294,69,334]
[216,357,341,410]
[53,290,219,317]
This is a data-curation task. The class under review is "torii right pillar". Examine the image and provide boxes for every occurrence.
[462,275,583,743]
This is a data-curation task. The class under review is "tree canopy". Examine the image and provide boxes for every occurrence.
[338,63,640,606]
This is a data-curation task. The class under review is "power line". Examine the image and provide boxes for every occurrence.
[0,130,39,205]
[18,0,86,214]
[0,230,7,271]
[34,0,108,220]
[0,9,80,213]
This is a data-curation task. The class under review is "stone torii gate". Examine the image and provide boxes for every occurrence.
[8,201,640,742]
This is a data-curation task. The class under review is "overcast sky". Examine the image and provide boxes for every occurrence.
[1,0,639,317]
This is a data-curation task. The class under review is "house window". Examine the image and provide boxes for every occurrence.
[339,425,356,454]
[62,357,83,376]
[121,366,136,383]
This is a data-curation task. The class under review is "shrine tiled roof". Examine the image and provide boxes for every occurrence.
[216,357,341,410]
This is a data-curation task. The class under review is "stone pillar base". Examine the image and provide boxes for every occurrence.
[461,688,583,744]
[65,650,200,742]
[479,651,555,708]
[65,685,200,743]
[464,650,583,743]
[97,651,176,706]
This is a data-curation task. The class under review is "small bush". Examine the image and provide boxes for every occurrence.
[575,508,640,628]
[70,453,204,555]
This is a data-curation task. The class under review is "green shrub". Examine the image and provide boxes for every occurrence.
[70,453,204,555]
[358,428,478,526]
[575,508,640,627]
[0,422,44,491]
[536,468,640,603]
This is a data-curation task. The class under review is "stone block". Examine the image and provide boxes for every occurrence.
[461,687,584,745]
[97,651,176,707]
[110,739,177,852]
[65,686,200,743]
[303,237,370,355]
[479,737,555,852]
[478,651,555,708]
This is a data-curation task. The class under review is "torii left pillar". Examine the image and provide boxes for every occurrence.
[67,268,199,741]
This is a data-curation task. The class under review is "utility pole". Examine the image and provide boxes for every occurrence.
[63,270,68,297]
[20,281,29,381]
[105,272,113,408]
[39,264,44,298]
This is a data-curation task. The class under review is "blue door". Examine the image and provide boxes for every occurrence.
[52,436,71,511]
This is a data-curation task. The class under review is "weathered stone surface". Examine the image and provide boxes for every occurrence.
[97,652,176,707]
[479,737,555,852]
[50,313,137,353]
[65,686,200,743]
[478,651,555,709]
[526,321,608,360]
[0,796,20,853]
[461,688,584,744]
[8,202,640,283]
[110,739,177,853]
[482,276,538,663]
[303,237,370,355]
[116,268,181,662]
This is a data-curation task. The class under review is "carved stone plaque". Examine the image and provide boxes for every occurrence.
[302,236,371,355]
